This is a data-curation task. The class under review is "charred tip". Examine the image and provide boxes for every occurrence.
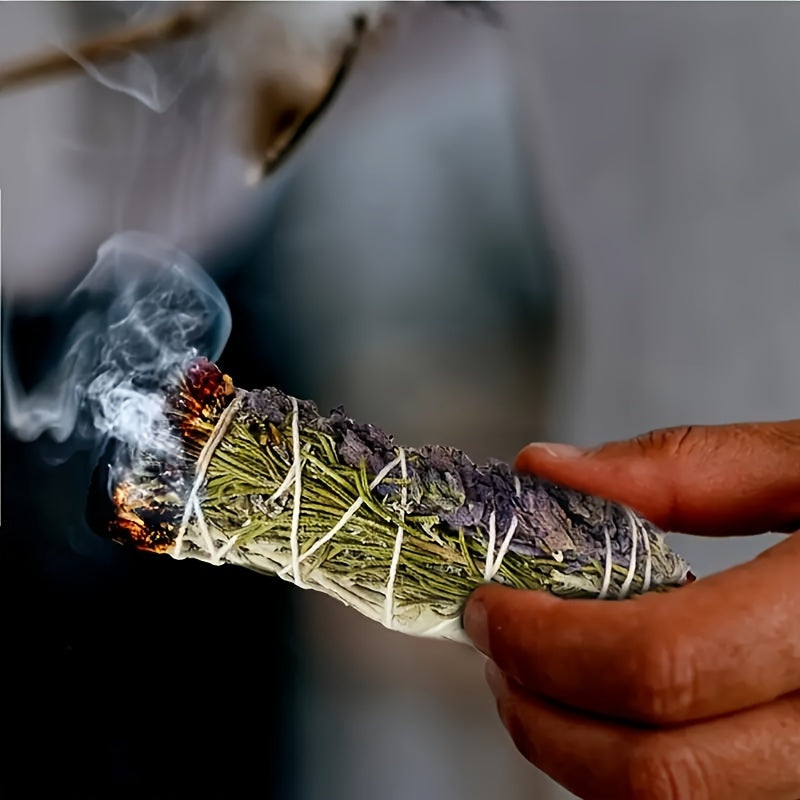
[87,358,235,555]
[86,439,180,553]
[183,357,233,403]
[86,445,120,540]
[167,357,235,428]
[181,356,235,412]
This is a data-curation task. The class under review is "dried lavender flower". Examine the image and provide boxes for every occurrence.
[89,358,692,644]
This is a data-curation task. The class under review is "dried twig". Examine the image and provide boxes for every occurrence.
[0,8,215,95]
[0,6,366,177]
[260,14,367,176]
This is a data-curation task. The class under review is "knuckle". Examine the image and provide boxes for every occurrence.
[625,632,697,724]
[626,739,712,800]
[761,420,800,451]
[633,426,702,459]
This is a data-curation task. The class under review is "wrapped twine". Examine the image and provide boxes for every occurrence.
[91,359,692,643]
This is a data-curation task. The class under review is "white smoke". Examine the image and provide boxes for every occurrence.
[3,230,231,457]
[65,38,203,114]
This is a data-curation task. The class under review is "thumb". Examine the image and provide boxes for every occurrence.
[516,422,800,536]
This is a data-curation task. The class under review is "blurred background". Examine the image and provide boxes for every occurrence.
[3,3,800,798]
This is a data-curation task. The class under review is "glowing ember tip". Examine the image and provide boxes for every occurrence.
[88,359,235,554]
[184,357,234,407]
[167,358,235,436]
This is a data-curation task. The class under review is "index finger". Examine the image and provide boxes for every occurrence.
[465,533,800,725]
[516,421,800,535]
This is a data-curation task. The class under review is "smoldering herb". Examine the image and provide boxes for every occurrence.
[90,358,692,643]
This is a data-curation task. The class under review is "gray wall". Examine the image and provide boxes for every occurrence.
[4,4,800,799]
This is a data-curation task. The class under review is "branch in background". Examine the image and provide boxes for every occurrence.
[0,7,216,95]
[258,14,367,177]
[0,5,366,178]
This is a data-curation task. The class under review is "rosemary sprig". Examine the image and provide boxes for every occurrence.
[91,359,692,643]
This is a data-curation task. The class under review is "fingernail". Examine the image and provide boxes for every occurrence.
[485,659,504,695]
[463,598,490,655]
[524,442,583,459]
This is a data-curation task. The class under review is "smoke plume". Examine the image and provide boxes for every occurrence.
[3,230,231,459]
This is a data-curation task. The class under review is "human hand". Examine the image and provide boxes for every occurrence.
[464,422,800,799]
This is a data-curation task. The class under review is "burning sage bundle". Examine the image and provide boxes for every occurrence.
[90,357,692,643]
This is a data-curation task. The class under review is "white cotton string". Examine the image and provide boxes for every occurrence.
[288,396,306,588]
[383,447,408,628]
[618,507,640,599]
[213,533,240,563]
[420,616,464,640]
[215,417,299,565]
[278,452,405,578]
[638,514,653,593]
[485,477,521,581]
[483,511,498,582]
[310,570,378,621]
[597,525,613,600]
[173,393,243,560]
[193,495,216,556]
[488,516,518,581]
[266,462,297,506]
